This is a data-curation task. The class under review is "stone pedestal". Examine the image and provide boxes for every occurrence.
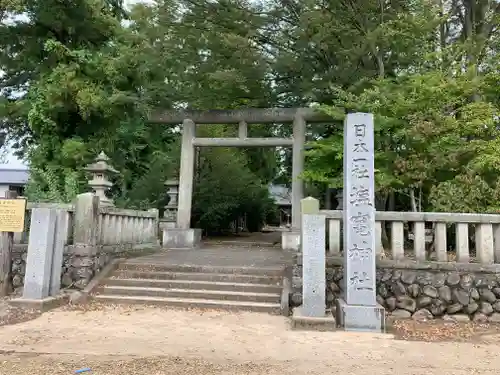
[163,228,201,249]
[291,307,336,331]
[159,219,176,232]
[335,299,386,332]
[281,231,300,251]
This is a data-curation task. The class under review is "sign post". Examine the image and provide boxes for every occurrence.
[0,192,26,296]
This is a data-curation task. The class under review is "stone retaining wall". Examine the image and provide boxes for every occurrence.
[11,249,112,290]
[11,245,158,291]
[292,255,500,322]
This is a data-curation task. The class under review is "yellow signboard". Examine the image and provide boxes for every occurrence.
[0,198,27,233]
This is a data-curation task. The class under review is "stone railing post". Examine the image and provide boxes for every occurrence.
[85,151,118,207]
[476,223,494,264]
[74,192,99,247]
[148,208,160,243]
[71,192,100,289]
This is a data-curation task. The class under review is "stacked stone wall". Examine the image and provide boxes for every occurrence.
[11,246,157,291]
[292,256,500,322]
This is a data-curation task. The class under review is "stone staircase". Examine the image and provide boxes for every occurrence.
[94,260,285,314]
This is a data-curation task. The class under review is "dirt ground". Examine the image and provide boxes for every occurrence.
[2,304,500,374]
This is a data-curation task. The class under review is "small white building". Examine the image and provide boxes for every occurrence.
[0,168,29,196]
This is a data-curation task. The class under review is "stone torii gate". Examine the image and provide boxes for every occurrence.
[149,108,331,249]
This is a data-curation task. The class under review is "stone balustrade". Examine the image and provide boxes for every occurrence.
[293,206,500,322]
[10,195,159,291]
[99,207,158,246]
[12,202,74,250]
[321,210,500,264]
[2,151,161,302]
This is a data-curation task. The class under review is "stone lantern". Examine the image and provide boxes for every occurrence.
[84,151,118,207]
[164,179,179,224]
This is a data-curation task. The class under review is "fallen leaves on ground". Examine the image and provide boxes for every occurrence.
[62,300,235,316]
[391,319,500,342]
[0,354,279,375]
[0,298,41,327]
[7,295,500,345]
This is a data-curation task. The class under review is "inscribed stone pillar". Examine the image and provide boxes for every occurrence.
[176,119,196,229]
[23,208,57,300]
[336,112,385,332]
[300,197,325,317]
[291,113,306,230]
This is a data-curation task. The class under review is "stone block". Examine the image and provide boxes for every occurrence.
[301,212,326,317]
[335,298,386,333]
[281,231,300,251]
[23,208,57,300]
[301,196,320,214]
[10,294,68,312]
[291,307,336,331]
[163,228,202,249]
[159,220,176,232]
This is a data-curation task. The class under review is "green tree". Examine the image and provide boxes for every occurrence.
[125,0,279,231]
[0,0,179,203]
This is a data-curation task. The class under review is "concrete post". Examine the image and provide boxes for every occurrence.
[73,193,99,246]
[72,193,100,288]
[148,208,160,244]
[300,197,326,317]
[23,208,57,299]
[176,119,196,229]
[291,113,306,230]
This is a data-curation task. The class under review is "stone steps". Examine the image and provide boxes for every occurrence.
[111,270,282,284]
[105,278,282,293]
[117,262,284,276]
[203,240,278,247]
[95,261,284,314]
[97,285,281,303]
[94,294,281,313]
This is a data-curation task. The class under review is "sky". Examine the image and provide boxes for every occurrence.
[1,0,151,169]
[2,149,25,169]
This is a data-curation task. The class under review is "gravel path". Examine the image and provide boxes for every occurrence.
[1,304,500,374]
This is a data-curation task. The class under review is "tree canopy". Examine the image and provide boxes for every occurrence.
[1,0,499,230]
